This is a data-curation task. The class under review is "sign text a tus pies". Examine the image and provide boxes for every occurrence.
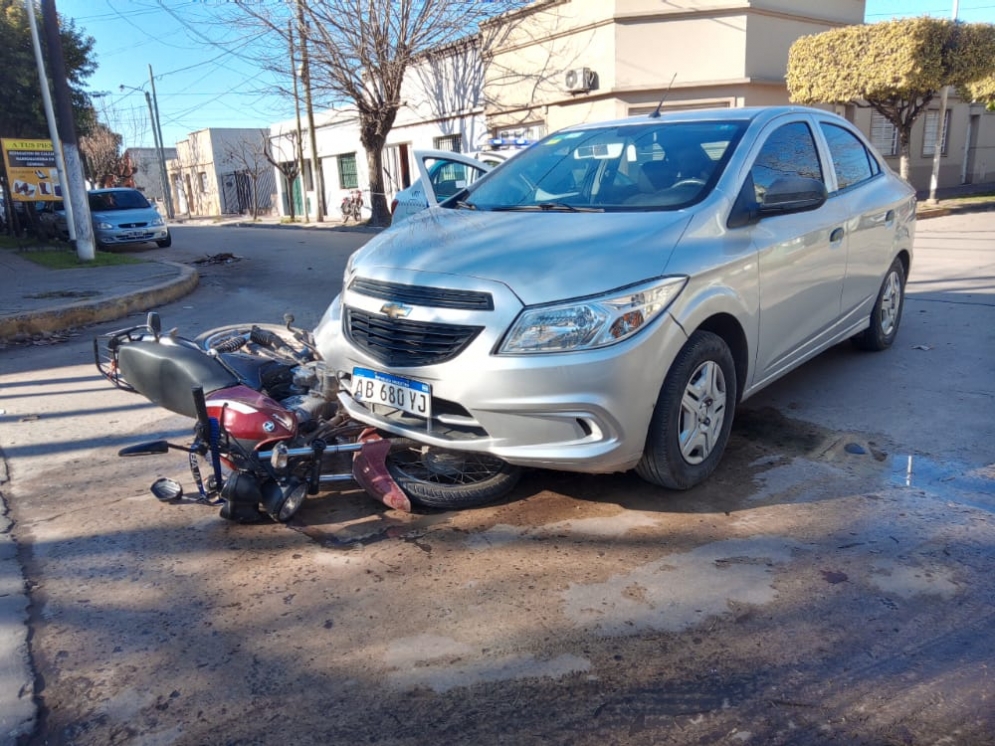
[1,138,62,201]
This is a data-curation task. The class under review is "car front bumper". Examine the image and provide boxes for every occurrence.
[95,226,169,246]
[319,290,689,474]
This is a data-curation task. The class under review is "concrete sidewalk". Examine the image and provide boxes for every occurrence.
[0,250,198,344]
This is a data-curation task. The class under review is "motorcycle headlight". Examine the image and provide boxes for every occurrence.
[499,277,687,354]
[261,477,308,522]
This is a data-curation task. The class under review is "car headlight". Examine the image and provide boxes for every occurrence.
[499,277,687,354]
[151,216,164,227]
[96,222,113,230]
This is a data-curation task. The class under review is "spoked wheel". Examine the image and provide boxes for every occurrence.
[386,440,522,509]
[195,323,307,362]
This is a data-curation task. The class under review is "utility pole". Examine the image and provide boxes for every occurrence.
[297,0,325,222]
[148,65,174,219]
[927,0,960,204]
[38,0,95,260]
[289,21,309,222]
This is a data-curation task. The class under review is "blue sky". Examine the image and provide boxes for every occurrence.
[58,0,995,150]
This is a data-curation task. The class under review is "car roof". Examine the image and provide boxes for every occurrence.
[563,105,835,132]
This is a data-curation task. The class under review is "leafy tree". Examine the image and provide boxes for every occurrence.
[787,17,995,179]
[0,0,96,233]
[231,0,529,227]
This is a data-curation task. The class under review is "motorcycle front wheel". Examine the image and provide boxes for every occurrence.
[386,440,522,510]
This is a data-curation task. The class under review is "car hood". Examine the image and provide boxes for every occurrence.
[354,208,692,305]
[91,208,160,224]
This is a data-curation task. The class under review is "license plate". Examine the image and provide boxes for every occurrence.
[352,367,431,418]
[125,231,147,239]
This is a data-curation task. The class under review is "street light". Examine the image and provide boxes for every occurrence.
[119,77,173,218]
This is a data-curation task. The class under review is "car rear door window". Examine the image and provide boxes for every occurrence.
[750,122,823,202]
[820,123,878,191]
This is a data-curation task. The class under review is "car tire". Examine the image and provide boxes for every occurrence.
[156,233,172,248]
[852,257,905,352]
[385,441,522,509]
[636,330,737,490]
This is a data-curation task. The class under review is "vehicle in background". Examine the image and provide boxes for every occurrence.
[88,188,171,249]
[36,188,170,249]
[38,200,69,241]
[389,150,518,228]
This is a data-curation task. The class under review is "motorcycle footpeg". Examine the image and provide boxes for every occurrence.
[151,477,184,502]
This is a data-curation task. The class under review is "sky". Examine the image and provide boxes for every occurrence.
[56,0,995,151]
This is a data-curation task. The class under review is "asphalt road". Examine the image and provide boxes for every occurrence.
[0,215,993,745]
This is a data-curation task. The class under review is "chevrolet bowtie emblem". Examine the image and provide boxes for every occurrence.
[381,302,413,319]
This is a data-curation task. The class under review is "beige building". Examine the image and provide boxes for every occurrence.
[168,128,275,218]
[270,0,993,216]
[484,0,865,136]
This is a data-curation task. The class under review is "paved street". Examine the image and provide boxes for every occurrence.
[0,214,993,745]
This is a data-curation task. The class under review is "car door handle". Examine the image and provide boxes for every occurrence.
[830,227,845,243]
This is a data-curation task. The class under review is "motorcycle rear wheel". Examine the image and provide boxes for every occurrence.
[386,440,521,510]
[195,323,304,361]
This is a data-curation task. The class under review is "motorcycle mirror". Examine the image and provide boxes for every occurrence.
[151,477,183,502]
[147,311,161,340]
[283,313,295,329]
[118,440,170,457]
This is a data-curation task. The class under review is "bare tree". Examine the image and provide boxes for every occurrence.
[264,131,302,222]
[232,0,530,227]
[222,130,272,219]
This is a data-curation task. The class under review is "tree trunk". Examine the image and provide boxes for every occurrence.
[364,140,390,227]
[898,127,912,183]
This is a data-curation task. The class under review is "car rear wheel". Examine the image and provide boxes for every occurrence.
[636,331,737,490]
[852,257,905,351]
[386,441,522,509]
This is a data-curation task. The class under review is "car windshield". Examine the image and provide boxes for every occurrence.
[89,190,150,211]
[456,119,747,212]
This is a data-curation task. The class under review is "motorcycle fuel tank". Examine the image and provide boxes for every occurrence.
[206,385,297,448]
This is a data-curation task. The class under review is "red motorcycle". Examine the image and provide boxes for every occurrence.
[95,312,520,523]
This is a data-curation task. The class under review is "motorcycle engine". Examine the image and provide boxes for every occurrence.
[280,361,339,425]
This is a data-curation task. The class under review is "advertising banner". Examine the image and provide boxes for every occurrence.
[1,138,62,201]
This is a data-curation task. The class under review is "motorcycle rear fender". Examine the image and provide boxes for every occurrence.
[117,341,238,418]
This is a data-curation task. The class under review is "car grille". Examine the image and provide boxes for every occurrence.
[350,277,493,310]
[345,308,482,366]
[119,222,149,228]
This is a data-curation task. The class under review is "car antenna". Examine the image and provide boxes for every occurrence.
[648,73,678,119]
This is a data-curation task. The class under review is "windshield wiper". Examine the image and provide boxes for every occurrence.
[493,202,603,213]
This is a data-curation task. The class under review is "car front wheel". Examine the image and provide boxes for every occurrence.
[156,233,172,248]
[852,257,905,351]
[636,330,737,490]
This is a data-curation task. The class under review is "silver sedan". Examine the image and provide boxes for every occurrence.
[316,106,915,492]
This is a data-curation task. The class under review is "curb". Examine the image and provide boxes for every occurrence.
[0,261,199,343]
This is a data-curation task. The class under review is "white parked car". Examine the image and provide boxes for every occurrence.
[317,106,915,497]
[389,150,517,227]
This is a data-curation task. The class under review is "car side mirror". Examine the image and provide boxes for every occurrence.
[758,176,827,216]
[727,175,828,229]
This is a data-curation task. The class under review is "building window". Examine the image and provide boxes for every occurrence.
[199,172,209,193]
[870,112,899,157]
[922,109,951,157]
[338,153,358,189]
[433,134,462,153]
